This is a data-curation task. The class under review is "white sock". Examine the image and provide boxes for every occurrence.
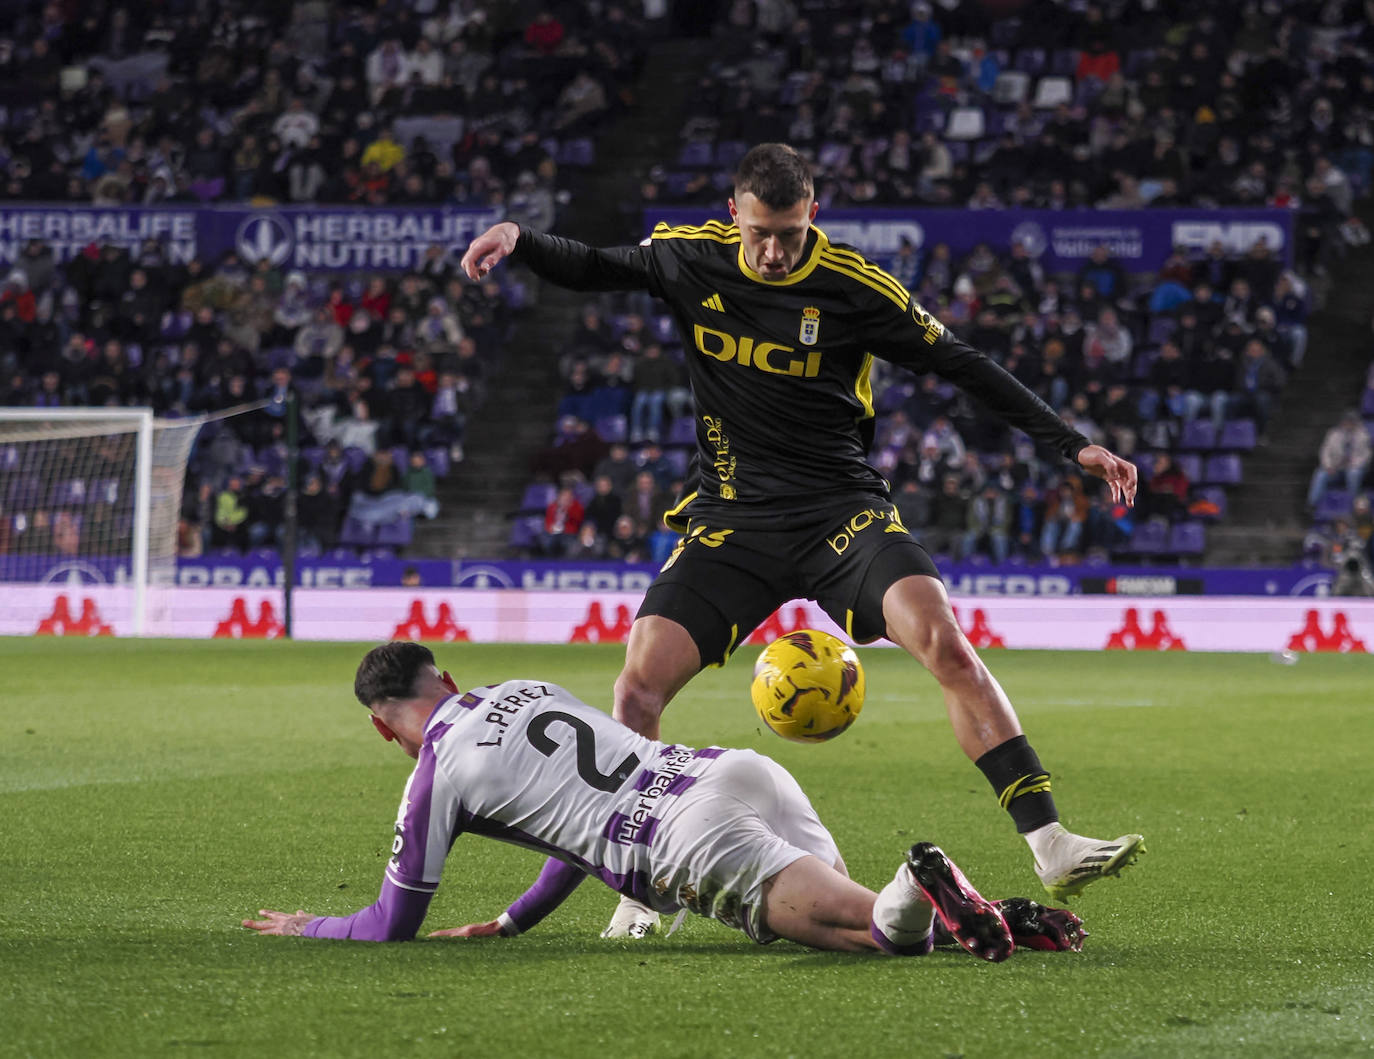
[1024,821,1067,866]
[870,865,935,955]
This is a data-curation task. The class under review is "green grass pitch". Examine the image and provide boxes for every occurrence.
[3,637,1373,1058]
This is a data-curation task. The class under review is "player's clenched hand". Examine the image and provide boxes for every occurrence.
[460,222,521,281]
[429,919,505,939]
[1075,444,1138,507]
[242,909,314,936]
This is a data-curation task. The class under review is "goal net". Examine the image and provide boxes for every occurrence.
[0,409,205,635]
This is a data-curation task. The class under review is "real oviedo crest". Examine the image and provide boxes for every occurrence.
[799,305,820,346]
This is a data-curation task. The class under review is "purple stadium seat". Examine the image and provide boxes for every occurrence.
[1050,48,1079,75]
[326,547,355,561]
[1146,315,1178,345]
[1317,489,1352,520]
[509,514,542,551]
[520,482,557,512]
[666,416,696,446]
[1173,453,1202,481]
[677,141,713,168]
[339,516,377,547]
[1202,453,1243,485]
[48,478,87,507]
[1125,519,1168,554]
[594,415,628,443]
[664,448,690,478]
[714,140,748,168]
[1178,419,1217,450]
[1192,485,1227,519]
[1134,452,1156,479]
[573,481,594,506]
[651,315,677,343]
[1218,419,1257,450]
[1013,48,1047,74]
[1168,521,1206,555]
[1360,388,1374,416]
[342,447,369,474]
[424,446,451,478]
[557,137,595,166]
[376,516,414,547]
[359,547,395,562]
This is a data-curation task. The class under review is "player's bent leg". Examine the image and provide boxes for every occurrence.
[613,615,701,741]
[881,574,1022,759]
[758,855,881,953]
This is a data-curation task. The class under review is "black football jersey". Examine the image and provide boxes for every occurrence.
[514,221,1087,530]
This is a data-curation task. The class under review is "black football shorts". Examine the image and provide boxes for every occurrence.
[637,499,941,667]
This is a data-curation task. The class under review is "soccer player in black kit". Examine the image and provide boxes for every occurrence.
[462,143,1144,938]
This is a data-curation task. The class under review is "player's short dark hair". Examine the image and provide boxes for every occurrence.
[734,143,814,209]
[354,641,436,708]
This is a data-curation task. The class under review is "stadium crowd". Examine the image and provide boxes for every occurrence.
[3,0,1372,567]
[0,1,644,209]
[653,0,1374,274]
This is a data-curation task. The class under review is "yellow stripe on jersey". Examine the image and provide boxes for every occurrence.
[652,220,740,244]
[663,490,698,533]
[854,353,875,419]
[818,252,910,310]
[821,245,911,305]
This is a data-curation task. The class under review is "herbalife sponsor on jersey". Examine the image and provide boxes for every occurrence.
[229,208,505,270]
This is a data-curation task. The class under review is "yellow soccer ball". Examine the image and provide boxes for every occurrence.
[750,629,866,743]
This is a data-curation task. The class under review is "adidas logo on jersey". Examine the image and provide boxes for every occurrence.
[701,293,724,311]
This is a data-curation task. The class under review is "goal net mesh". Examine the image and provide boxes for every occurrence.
[0,413,204,632]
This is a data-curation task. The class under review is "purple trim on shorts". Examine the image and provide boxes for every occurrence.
[869,922,934,957]
[694,747,725,759]
[664,774,697,796]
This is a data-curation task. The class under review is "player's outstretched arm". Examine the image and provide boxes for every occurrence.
[242,909,315,936]
[1075,444,1138,507]
[460,221,521,280]
[430,919,505,939]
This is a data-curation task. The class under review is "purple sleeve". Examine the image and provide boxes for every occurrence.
[301,733,461,942]
[502,856,587,934]
[301,875,434,941]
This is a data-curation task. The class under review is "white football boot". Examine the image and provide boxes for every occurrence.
[600,895,660,939]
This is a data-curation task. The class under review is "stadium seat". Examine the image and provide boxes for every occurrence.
[1012,48,1047,74]
[519,482,557,512]
[594,415,628,444]
[48,478,87,507]
[1125,519,1168,555]
[1192,485,1227,519]
[556,137,595,166]
[944,140,972,164]
[342,447,369,474]
[664,448,690,478]
[376,516,414,547]
[1050,49,1080,75]
[714,140,748,168]
[1317,489,1352,520]
[1202,453,1244,485]
[509,514,542,551]
[945,106,986,140]
[1177,420,1217,450]
[1168,521,1206,555]
[1217,419,1257,450]
[651,315,677,343]
[992,71,1030,104]
[339,517,377,547]
[1134,452,1156,479]
[1360,388,1374,416]
[1146,316,1178,345]
[424,447,451,478]
[666,416,696,446]
[1032,76,1072,108]
[676,141,713,168]
[1173,453,1202,481]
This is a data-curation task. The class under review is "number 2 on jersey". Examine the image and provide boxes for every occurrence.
[525,711,641,793]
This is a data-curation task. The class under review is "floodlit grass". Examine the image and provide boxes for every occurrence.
[2,637,1372,1058]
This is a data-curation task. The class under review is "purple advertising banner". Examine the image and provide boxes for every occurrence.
[2,554,1341,597]
[645,207,1294,274]
[0,204,506,272]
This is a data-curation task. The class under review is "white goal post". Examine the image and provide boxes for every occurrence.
[0,408,204,635]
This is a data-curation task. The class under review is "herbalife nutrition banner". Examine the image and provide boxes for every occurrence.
[0,204,505,271]
[645,207,1293,274]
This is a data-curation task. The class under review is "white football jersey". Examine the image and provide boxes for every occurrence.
[388,680,726,908]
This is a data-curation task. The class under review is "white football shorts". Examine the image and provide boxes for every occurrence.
[649,748,841,943]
